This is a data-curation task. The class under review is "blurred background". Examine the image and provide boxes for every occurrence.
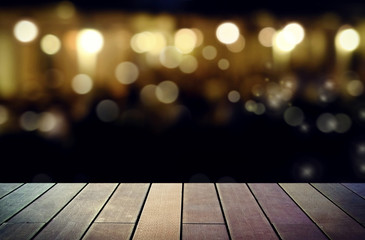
[1,0,365,182]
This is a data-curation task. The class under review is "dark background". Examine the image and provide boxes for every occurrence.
[0,0,365,183]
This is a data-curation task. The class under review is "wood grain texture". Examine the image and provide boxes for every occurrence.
[217,183,278,240]
[343,183,365,199]
[132,183,182,240]
[9,183,85,223]
[96,183,149,223]
[0,184,23,199]
[183,183,224,224]
[33,183,117,240]
[281,183,365,240]
[0,183,54,224]
[182,224,229,240]
[312,183,365,226]
[82,223,134,240]
[249,183,327,240]
[0,223,43,240]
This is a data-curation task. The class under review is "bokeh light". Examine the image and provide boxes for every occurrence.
[115,61,139,85]
[216,22,240,44]
[174,28,197,54]
[258,27,276,47]
[218,58,230,70]
[179,55,198,74]
[227,90,240,103]
[202,45,217,60]
[284,106,304,127]
[96,99,120,122]
[0,105,9,125]
[335,28,360,52]
[159,46,183,69]
[71,74,93,94]
[13,20,39,43]
[77,29,104,54]
[131,31,166,54]
[40,34,61,55]
[316,113,337,133]
[20,111,39,131]
[335,113,352,133]
[56,1,75,19]
[140,84,159,106]
[274,30,296,52]
[226,34,245,52]
[282,22,305,45]
[38,112,57,132]
[347,80,364,97]
[156,81,179,104]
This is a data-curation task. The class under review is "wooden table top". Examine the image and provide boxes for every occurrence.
[0,183,365,239]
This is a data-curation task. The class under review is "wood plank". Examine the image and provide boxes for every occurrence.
[217,183,278,240]
[183,183,224,224]
[0,223,43,240]
[312,183,365,226]
[9,183,86,223]
[249,183,327,240]
[82,223,134,240]
[33,183,117,240]
[0,184,23,199]
[0,183,54,224]
[132,183,182,240]
[182,224,229,240]
[95,183,149,223]
[281,183,365,240]
[343,183,365,199]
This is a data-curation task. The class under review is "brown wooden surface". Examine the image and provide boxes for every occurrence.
[0,183,54,224]
[250,183,327,240]
[0,184,23,199]
[0,223,43,240]
[132,183,182,240]
[182,224,229,240]
[217,183,278,240]
[343,183,365,199]
[33,183,117,240]
[312,183,365,226]
[82,223,134,240]
[0,183,364,239]
[95,183,149,223]
[183,183,224,224]
[281,183,365,240]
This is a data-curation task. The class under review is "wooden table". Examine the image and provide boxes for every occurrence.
[0,183,364,239]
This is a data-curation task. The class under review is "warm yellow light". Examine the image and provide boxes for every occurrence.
[218,59,230,70]
[0,105,9,125]
[156,81,179,104]
[56,1,75,19]
[258,27,276,47]
[40,34,61,55]
[347,80,364,96]
[282,22,305,45]
[77,29,104,54]
[336,28,360,52]
[191,28,204,47]
[216,22,240,44]
[130,31,166,55]
[38,112,57,132]
[179,55,198,74]
[202,45,217,60]
[227,90,240,103]
[227,34,245,53]
[13,20,38,43]
[274,30,296,52]
[115,61,139,85]
[159,46,183,69]
[71,74,93,94]
[174,28,197,54]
